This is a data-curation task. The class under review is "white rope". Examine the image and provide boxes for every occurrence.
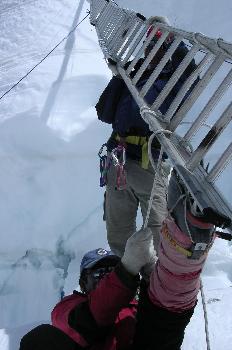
[143,129,172,229]
[200,278,211,350]
[144,133,212,350]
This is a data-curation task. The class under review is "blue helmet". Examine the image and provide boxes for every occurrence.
[80,248,119,275]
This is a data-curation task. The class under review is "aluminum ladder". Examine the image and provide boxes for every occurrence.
[90,0,232,234]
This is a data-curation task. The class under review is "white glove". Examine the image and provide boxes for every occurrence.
[121,227,157,276]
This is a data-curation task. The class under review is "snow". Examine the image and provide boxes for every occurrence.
[0,0,231,349]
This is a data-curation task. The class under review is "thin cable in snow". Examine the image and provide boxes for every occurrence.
[0,11,90,102]
[200,279,211,350]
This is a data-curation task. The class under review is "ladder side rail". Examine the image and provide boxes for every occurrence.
[217,38,232,58]
[94,1,109,26]
[178,164,232,233]
[140,37,183,98]
[183,67,232,142]
[132,30,170,85]
[95,0,107,19]
[151,44,200,110]
[90,0,104,25]
[148,23,198,45]
[153,23,232,59]
[187,101,232,171]
[170,134,232,228]
[92,2,232,60]
[194,33,232,59]
[207,142,232,182]
[89,0,95,24]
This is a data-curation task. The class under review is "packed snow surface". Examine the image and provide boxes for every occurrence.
[0,1,231,349]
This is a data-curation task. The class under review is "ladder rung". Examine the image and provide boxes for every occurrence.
[207,142,232,182]
[121,25,147,65]
[132,30,170,85]
[109,14,132,55]
[98,3,112,32]
[107,11,126,51]
[151,44,200,110]
[164,52,213,123]
[169,54,225,130]
[187,101,232,171]
[126,24,160,75]
[140,37,183,98]
[117,20,143,60]
[106,10,123,44]
[183,67,232,142]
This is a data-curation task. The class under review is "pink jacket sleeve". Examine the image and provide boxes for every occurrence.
[149,217,213,312]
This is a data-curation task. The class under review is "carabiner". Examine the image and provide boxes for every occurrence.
[111,144,126,167]
[111,143,127,190]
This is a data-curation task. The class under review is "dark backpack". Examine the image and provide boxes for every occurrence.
[95,75,126,124]
[95,42,198,129]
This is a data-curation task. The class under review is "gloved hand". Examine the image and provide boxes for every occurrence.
[121,227,157,276]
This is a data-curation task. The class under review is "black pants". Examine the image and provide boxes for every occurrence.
[19,324,82,350]
[132,280,195,350]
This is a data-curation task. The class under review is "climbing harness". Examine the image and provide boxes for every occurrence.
[115,134,150,169]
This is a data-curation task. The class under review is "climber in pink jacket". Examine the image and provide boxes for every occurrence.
[132,170,217,350]
[20,171,220,350]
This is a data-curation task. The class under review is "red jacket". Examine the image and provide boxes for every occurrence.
[52,263,138,350]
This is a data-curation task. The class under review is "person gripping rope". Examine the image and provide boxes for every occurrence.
[19,172,218,350]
